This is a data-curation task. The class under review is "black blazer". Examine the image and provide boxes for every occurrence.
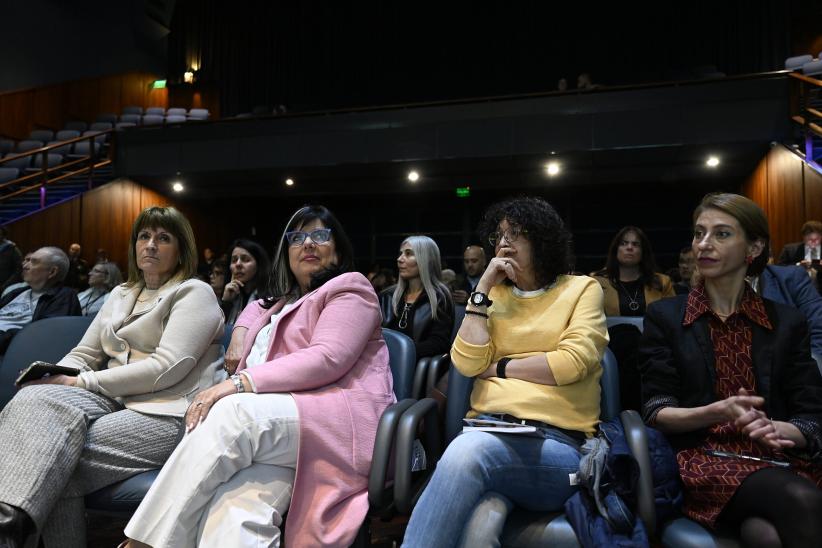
[639,294,822,457]
[778,241,807,265]
[379,285,454,359]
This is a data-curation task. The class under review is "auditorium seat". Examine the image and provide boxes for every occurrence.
[803,59,822,76]
[25,153,63,171]
[96,113,118,125]
[145,107,166,116]
[17,140,43,153]
[122,105,143,115]
[55,130,80,141]
[89,122,113,132]
[46,140,72,155]
[29,129,54,143]
[141,114,164,126]
[119,114,141,125]
[115,122,137,130]
[166,107,187,116]
[68,142,101,159]
[0,168,19,183]
[0,139,14,154]
[83,130,108,144]
[1,154,30,169]
[785,54,814,71]
[252,105,272,116]
[187,108,210,120]
[164,114,187,124]
[63,121,88,132]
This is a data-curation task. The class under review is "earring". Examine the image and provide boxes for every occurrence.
[745,255,753,265]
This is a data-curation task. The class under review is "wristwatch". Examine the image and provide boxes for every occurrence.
[496,357,511,379]
[469,291,493,307]
[230,374,246,393]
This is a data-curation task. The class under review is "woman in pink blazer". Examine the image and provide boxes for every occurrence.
[123,205,395,548]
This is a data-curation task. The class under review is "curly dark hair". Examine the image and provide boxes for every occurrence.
[603,226,664,291]
[477,196,572,288]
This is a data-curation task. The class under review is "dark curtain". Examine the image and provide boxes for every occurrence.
[167,0,796,116]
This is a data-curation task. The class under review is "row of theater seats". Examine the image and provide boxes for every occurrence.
[0,314,742,547]
[109,106,211,125]
[786,52,822,76]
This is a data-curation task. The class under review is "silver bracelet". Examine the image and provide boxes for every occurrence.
[230,374,245,393]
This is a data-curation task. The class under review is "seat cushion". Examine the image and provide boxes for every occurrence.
[502,511,580,548]
[661,517,740,548]
[85,469,159,513]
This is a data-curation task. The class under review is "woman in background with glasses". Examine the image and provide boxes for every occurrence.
[380,235,454,359]
[78,262,123,316]
[403,197,608,547]
[123,205,395,548]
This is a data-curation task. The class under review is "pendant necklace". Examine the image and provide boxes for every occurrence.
[398,302,412,329]
[618,282,641,312]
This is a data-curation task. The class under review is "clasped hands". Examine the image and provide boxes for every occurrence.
[720,388,794,451]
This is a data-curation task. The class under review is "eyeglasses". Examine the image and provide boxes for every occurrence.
[488,227,528,246]
[285,228,332,246]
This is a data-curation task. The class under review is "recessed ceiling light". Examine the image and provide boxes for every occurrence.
[407,170,420,182]
[545,162,560,176]
[285,178,294,186]
[172,181,184,192]
[706,156,720,168]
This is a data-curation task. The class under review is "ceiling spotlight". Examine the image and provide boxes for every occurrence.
[545,162,560,176]
[706,156,720,168]
[172,181,184,192]
[407,170,420,182]
[285,178,294,186]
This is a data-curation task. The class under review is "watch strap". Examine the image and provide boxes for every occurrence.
[496,357,511,379]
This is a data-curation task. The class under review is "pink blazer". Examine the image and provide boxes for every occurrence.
[235,272,394,547]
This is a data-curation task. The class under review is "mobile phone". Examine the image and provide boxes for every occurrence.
[15,361,80,386]
[705,449,790,468]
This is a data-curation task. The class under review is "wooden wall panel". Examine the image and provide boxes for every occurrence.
[67,79,102,124]
[0,92,33,139]
[766,146,805,260]
[804,164,822,224]
[3,179,181,274]
[31,86,66,131]
[98,75,124,116]
[742,155,768,212]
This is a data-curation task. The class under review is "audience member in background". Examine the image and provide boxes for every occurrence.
[77,262,123,317]
[0,247,81,353]
[1,253,29,298]
[403,196,608,547]
[453,244,487,305]
[369,267,396,294]
[778,220,822,267]
[381,235,454,359]
[594,226,675,316]
[640,193,822,547]
[557,77,568,91]
[95,248,110,263]
[64,243,89,290]
[123,205,393,548]
[673,246,697,295]
[0,207,224,548]
[208,260,228,299]
[221,239,270,325]
[441,268,457,291]
[593,226,674,409]
[0,226,22,291]
[577,72,596,90]
[453,245,488,304]
[197,247,216,278]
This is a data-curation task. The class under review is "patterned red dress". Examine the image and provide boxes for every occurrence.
[677,284,822,527]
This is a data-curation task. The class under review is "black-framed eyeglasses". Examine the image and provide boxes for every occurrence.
[488,227,528,246]
[285,228,332,246]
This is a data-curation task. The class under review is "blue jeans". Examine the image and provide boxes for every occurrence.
[402,428,582,548]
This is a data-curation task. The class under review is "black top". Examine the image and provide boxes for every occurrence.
[616,278,646,316]
[639,294,822,458]
[379,286,454,359]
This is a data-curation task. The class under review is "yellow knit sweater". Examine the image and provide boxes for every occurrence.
[451,275,609,435]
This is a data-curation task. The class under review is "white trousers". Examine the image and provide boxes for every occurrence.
[124,393,300,548]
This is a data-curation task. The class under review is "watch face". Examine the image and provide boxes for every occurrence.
[471,293,483,304]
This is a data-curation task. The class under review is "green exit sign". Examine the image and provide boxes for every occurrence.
[152,80,167,89]
[456,187,471,198]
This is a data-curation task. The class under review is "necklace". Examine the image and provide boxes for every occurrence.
[398,302,412,329]
[82,290,106,314]
[617,281,641,312]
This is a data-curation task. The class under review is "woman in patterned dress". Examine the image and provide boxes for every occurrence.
[640,193,822,548]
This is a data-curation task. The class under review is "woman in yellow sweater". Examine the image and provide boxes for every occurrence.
[403,197,609,547]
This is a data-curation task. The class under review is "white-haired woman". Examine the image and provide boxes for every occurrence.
[380,235,454,358]
[77,262,123,316]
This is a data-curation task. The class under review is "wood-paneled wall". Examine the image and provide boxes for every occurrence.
[4,179,173,272]
[0,72,168,140]
[742,144,822,259]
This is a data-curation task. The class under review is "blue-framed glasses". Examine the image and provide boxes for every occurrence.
[285,228,332,246]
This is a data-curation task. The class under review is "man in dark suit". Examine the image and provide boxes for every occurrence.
[778,220,822,267]
[452,245,487,305]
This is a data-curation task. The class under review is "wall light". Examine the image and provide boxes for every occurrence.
[706,156,720,168]
[545,162,560,176]
[183,71,195,84]
[407,170,420,182]
[285,178,294,186]
[172,181,184,192]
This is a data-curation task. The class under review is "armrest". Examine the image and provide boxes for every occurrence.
[368,398,417,509]
[620,409,656,536]
[412,357,431,400]
[425,353,450,396]
[394,397,442,514]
